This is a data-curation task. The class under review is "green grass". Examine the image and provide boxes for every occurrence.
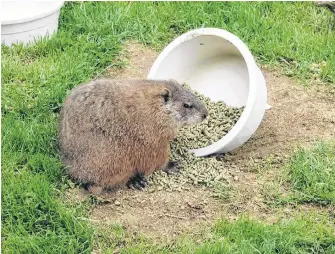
[262,142,335,207]
[2,2,335,253]
[2,170,93,253]
[188,213,335,254]
[96,212,335,253]
[288,142,335,204]
[63,1,335,84]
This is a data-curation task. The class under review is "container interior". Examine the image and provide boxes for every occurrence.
[151,35,249,108]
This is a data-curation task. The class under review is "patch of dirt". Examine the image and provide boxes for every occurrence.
[229,70,335,163]
[91,188,223,239]
[85,41,335,240]
[107,41,157,80]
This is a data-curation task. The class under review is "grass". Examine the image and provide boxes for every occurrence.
[65,1,335,84]
[189,213,335,254]
[262,142,335,206]
[1,2,335,253]
[288,142,335,204]
[94,212,335,253]
[263,141,335,206]
[2,169,93,253]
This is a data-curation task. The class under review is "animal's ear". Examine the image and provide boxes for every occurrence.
[161,88,171,103]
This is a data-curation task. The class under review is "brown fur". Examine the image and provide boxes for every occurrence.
[59,78,207,191]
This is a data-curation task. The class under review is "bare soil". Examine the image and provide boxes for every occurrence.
[75,41,335,240]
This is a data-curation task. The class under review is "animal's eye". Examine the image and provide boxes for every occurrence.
[183,103,192,108]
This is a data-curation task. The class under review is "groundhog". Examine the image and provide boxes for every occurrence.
[59,78,208,193]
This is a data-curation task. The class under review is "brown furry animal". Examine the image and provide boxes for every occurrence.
[59,78,207,193]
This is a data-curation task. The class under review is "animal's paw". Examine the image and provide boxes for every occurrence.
[162,160,182,175]
[127,172,148,190]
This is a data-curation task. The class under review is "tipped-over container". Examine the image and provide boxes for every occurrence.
[148,28,267,157]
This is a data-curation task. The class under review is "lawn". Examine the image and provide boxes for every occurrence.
[264,142,335,207]
[2,2,335,253]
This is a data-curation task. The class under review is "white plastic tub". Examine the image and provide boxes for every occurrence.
[1,1,64,46]
[148,28,267,157]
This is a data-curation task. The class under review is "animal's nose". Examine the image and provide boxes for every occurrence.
[202,114,207,120]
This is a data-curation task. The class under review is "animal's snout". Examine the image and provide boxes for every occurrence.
[202,114,207,120]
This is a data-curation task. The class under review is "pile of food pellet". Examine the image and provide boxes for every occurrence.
[147,84,244,192]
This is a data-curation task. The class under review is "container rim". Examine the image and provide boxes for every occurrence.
[1,1,64,25]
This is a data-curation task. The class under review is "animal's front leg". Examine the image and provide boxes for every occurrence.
[126,172,148,190]
[161,160,182,175]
